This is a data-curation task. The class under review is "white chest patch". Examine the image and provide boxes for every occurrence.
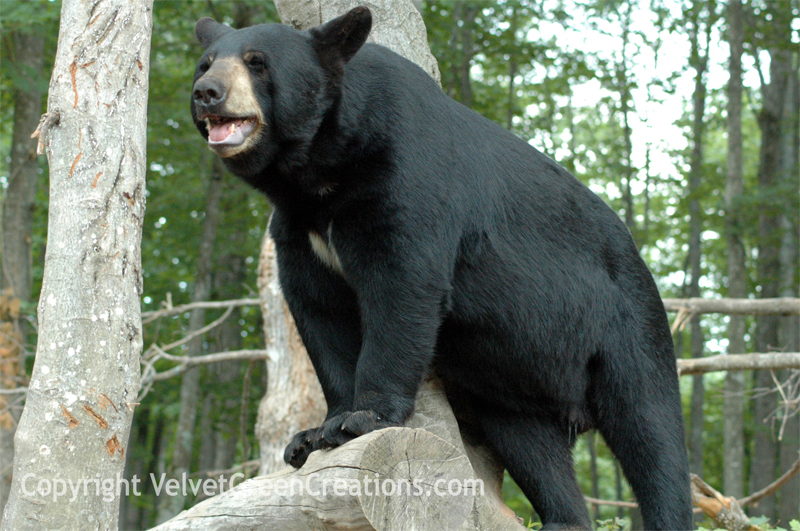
[309,224,343,274]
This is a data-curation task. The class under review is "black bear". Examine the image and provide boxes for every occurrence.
[191,7,691,530]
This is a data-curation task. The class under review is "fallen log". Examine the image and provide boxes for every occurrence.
[150,378,525,531]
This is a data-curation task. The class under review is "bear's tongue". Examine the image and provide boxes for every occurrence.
[208,118,255,146]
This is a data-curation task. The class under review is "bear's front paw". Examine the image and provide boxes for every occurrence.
[284,428,322,468]
[284,410,396,468]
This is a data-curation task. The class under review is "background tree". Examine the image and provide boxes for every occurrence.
[749,0,795,520]
[723,0,747,503]
[0,1,57,519]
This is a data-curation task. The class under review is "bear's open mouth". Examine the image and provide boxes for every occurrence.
[204,115,258,147]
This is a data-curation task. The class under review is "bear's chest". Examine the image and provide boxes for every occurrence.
[308,223,343,274]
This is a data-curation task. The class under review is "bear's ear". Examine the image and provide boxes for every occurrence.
[310,6,372,66]
[195,18,234,49]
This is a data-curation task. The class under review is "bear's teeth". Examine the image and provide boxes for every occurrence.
[229,123,236,134]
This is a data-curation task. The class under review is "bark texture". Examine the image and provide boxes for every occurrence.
[0,0,153,529]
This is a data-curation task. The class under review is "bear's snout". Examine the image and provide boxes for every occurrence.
[193,77,227,111]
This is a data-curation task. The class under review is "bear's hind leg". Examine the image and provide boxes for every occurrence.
[592,368,692,530]
[480,412,592,530]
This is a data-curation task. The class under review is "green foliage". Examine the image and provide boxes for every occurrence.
[596,517,630,531]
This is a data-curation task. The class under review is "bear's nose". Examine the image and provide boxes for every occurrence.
[192,78,227,108]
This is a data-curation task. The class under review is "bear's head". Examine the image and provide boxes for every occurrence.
[191,7,372,176]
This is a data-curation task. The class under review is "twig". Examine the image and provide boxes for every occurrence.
[142,298,260,324]
[140,297,798,327]
[140,349,271,384]
[583,455,800,519]
[739,454,800,507]
[691,474,757,531]
[30,110,61,155]
[671,307,691,334]
[769,369,791,441]
[149,305,235,354]
[198,459,260,479]
[0,387,28,395]
[583,496,638,508]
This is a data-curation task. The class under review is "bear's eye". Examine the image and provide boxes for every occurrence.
[197,61,210,74]
[244,53,266,73]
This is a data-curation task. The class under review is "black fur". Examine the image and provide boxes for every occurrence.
[192,9,692,530]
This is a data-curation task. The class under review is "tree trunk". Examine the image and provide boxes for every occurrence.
[0,0,153,528]
[1,31,45,324]
[273,0,439,84]
[197,394,217,473]
[201,191,252,485]
[0,30,45,521]
[619,2,636,239]
[191,4,258,488]
[750,1,793,519]
[120,414,148,530]
[686,1,710,481]
[724,0,747,501]
[505,9,518,132]
[777,57,799,526]
[456,4,479,108]
[157,158,224,523]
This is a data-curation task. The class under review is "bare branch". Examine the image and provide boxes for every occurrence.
[739,455,800,507]
[663,297,800,316]
[691,474,756,531]
[141,350,271,384]
[583,496,638,508]
[198,459,261,479]
[0,388,27,395]
[140,297,799,328]
[141,298,260,324]
[585,456,800,524]
[149,305,235,355]
[677,353,800,376]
